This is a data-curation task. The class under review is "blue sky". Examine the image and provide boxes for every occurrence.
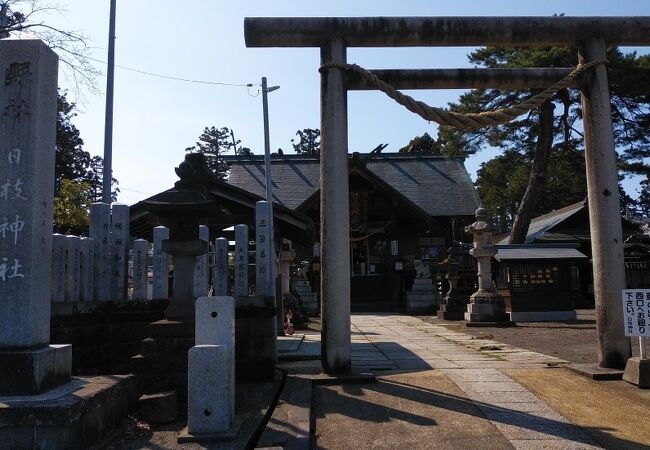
[42,1,650,205]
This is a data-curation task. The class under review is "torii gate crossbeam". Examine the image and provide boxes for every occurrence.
[245,16,650,372]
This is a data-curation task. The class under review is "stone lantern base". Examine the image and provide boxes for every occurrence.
[464,292,511,325]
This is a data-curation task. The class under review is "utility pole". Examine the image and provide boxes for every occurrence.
[102,0,116,203]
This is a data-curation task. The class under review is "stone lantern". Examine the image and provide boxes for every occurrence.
[141,155,218,321]
[464,208,509,324]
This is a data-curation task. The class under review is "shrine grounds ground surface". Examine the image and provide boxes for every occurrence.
[103,309,650,449]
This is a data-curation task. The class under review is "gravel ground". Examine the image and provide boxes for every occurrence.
[421,309,650,364]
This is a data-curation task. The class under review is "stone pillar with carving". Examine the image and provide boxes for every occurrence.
[464,208,509,324]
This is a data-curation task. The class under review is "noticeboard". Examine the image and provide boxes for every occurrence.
[622,289,650,337]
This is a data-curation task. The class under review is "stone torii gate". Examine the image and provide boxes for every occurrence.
[244,16,650,373]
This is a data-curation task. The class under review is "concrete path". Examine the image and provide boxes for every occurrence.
[307,314,602,449]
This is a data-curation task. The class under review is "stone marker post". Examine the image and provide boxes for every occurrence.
[152,226,169,300]
[464,208,509,324]
[213,237,228,296]
[234,224,248,298]
[195,296,236,420]
[110,203,129,301]
[194,225,209,297]
[132,238,148,300]
[65,235,81,302]
[256,201,280,338]
[90,202,111,302]
[80,237,94,302]
[0,37,71,395]
[51,233,66,303]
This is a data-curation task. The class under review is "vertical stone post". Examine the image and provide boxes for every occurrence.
[255,202,272,297]
[51,233,66,303]
[80,237,94,302]
[234,224,248,298]
[132,238,148,300]
[152,225,169,300]
[320,37,351,373]
[0,38,71,395]
[195,296,235,420]
[213,237,228,296]
[579,38,631,368]
[65,235,81,302]
[110,203,129,301]
[90,202,111,302]
[194,225,209,297]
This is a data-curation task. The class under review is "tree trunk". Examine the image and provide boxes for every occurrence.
[509,100,555,244]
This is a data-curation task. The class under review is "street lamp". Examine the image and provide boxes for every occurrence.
[261,77,279,323]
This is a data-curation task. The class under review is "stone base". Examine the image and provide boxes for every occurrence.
[297,292,319,316]
[0,375,136,450]
[139,391,178,424]
[236,296,277,382]
[566,363,624,381]
[437,303,466,321]
[508,310,577,322]
[177,419,243,444]
[0,344,71,396]
[464,300,509,323]
[623,357,650,388]
[406,286,437,314]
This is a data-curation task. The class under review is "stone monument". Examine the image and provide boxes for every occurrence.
[464,208,510,325]
[0,37,135,449]
[292,260,318,316]
[405,260,437,313]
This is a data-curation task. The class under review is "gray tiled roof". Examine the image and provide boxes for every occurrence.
[494,246,588,261]
[225,153,482,217]
[495,200,587,245]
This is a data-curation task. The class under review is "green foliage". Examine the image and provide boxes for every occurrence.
[53,179,92,234]
[291,128,320,155]
[56,91,117,203]
[477,146,588,233]
[185,126,239,180]
[443,45,650,226]
[398,133,441,154]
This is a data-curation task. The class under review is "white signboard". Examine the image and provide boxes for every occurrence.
[622,289,650,337]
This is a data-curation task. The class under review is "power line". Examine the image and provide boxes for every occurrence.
[87,56,254,88]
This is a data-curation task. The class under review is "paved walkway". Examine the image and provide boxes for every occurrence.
[299,314,603,449]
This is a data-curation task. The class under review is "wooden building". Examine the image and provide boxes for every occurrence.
[226,152,482,312]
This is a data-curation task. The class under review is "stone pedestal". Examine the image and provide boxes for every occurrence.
[0,345,71,396]
[406,278,437,314]
[235,296,277,382]
[294,280,318,316]
[464,294,510,324]
[0,375,137,450]
[623,357,650,388]
[132,320,195,410]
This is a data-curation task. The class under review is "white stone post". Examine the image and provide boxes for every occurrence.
[320,37,351,373]
[110,203,129,301]
[213,237,229,296]
[187,345,233,435]
[194,225,209,297]
[51,233,66,303]
[132,238,148,300]
[90,202,111,302]
[195,296,235,420]
[152,225,169,300]
[234,224,249,297]
[0,38,71,395]
[579,38,631,368]
[64,235,81,302]
[80,237,94,302]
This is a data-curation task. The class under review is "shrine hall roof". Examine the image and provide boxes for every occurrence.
[224,153,482,217]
